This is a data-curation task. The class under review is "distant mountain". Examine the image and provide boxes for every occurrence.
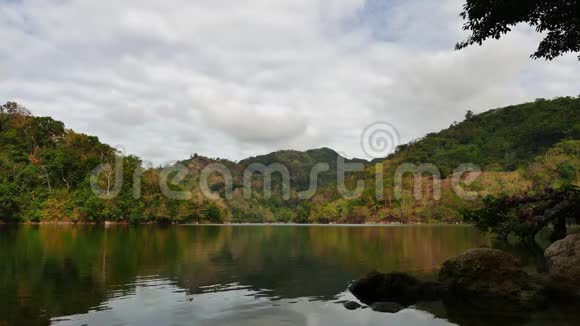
[239,147,367,190]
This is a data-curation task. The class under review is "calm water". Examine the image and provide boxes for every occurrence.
[0,224,578,326]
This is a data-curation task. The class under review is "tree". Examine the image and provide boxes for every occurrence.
[204,202,223,223]
[457,0,580,60]
[1,101,31,115]
[462,185,580,242]
[465,110,474,120]
[0,183,18,220]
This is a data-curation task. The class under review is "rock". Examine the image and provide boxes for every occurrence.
[343,301,361,310]
[349,272,444,306]
[438,248,544,308]
[370,302,405,313]
[545,234,580,287]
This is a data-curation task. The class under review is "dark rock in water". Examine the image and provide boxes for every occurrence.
[438,248,545,309]
[545,234,580,289]
[350,248,571,319]
[349,272,444,306]
[343,301,361,310]
[370,302,405,313]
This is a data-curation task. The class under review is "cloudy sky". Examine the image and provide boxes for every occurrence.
[1,0,579,164]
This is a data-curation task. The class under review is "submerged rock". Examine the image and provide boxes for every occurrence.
[343,301,362,310]
[438,248,545,308]
[545,234,580,288]
[370,302,405,313]
[349,272,444,306]
[350,248,564,317]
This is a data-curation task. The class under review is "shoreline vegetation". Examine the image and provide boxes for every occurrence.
[0,220,468,226]
[1,97,579,225]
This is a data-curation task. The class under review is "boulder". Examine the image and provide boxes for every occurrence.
[438,248,544,308]
[349,272,444,306]
[343,301,361,310]
[545,233,580,288]
[370,302,405,313]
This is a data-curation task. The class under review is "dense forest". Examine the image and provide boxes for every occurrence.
[385,97,580,175]
[0,97,579,224]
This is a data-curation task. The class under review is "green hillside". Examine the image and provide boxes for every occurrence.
[0,97,578,224]
[387,96,580,175]
[239,147,367,190]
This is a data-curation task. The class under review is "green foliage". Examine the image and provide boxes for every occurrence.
[239,147,366,191]
[204,202,223,223]
[293,205,310,224]
[1,98,579,225]
[463,185,580,240]
[523,139,580,189]
[390,97,580,176]
[457,0,580,60]
[462,196,514,239]
[231,207,265,223]
[0,103,236,224]
[557,162,576,182]
[274,207,296,223]
[465,110,474,120]
[0,107,116,222]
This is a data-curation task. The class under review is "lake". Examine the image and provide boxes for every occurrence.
[0,224,578,326]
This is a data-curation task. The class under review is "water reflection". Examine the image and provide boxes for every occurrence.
[51,278,453,326]
[0,225,575,326]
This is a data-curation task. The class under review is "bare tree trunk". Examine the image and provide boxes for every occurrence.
[41,165,52,193]
[62,170,70,191]
[105,169,113,196]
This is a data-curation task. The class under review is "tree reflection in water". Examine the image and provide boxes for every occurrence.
[1,225,577,326]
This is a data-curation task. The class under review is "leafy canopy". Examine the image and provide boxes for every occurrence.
[463,185,580,241]
[457,0,580,60]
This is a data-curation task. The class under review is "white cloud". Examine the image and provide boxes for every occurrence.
[1,0,579,164]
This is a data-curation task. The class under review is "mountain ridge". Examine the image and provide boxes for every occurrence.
[0,97,578,223]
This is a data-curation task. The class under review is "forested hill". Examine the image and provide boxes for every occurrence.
[0,102,121,221]
[239,148,367,190]
[382,96,580,175]
[0,97,578,223]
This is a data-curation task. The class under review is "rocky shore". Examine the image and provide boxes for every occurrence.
[346,234,580,317]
